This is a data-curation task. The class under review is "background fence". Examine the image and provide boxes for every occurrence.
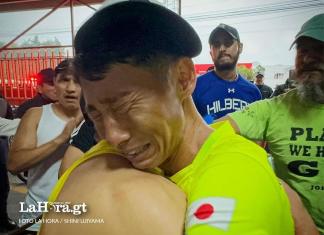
[1,47,253,106]
[0,47,71,106]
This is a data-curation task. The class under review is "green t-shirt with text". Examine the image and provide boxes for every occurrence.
[229,89,324,234]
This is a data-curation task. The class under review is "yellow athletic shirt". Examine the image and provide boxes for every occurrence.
[170,121,294,235]
[45,121,294,235]
[47,140,121,203]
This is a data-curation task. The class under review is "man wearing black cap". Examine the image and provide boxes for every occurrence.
[254,71,273,99]
[40,1,298,235]
[223,13,324,234]
[193,23,261,123]
[15,68,57,118]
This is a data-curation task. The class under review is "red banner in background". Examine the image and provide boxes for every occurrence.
[194,63,253,76]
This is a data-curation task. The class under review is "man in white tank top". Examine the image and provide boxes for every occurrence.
[8,59,83,233]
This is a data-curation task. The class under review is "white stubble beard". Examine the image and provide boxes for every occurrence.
[296,70,324,104]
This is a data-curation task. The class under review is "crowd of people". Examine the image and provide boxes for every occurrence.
[0,1,323,234]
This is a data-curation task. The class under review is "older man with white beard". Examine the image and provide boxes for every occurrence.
[219,13,324,234]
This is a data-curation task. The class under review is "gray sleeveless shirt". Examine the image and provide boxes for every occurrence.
[20,104,68,231]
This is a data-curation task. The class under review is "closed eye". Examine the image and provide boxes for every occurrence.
[112,103,131,114]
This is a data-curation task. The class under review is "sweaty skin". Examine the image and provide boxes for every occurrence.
[40,153,186,235]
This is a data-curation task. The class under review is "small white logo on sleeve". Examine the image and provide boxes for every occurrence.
[186,197,235,231]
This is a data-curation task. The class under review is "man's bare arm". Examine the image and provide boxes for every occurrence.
[8,108,76,173]
[41,154,186,235]
[282,181,319,235]
[58,145,84,178]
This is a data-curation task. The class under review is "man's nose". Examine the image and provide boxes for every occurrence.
[66,80,78,92]
[103,117,130,148]
[219,44,226,52]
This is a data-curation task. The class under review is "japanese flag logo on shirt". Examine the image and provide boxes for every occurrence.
[186,197,236,231]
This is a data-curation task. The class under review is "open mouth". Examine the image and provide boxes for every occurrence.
[124,143,150,160]
[219,54,230,59]
[64,95,78,101]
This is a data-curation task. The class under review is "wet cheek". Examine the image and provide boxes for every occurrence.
[130,112,161,138]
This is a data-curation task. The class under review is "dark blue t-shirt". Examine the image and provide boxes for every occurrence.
[192,71,261,123]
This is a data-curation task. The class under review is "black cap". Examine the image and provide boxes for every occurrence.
[37,68,55,86]
[209,23,240,45]
[75,0,202,59]
[255,71,264,77]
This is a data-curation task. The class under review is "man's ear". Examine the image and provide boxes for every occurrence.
[36,85,43,94]
[174,57,196,101]
[238,42,243,54]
